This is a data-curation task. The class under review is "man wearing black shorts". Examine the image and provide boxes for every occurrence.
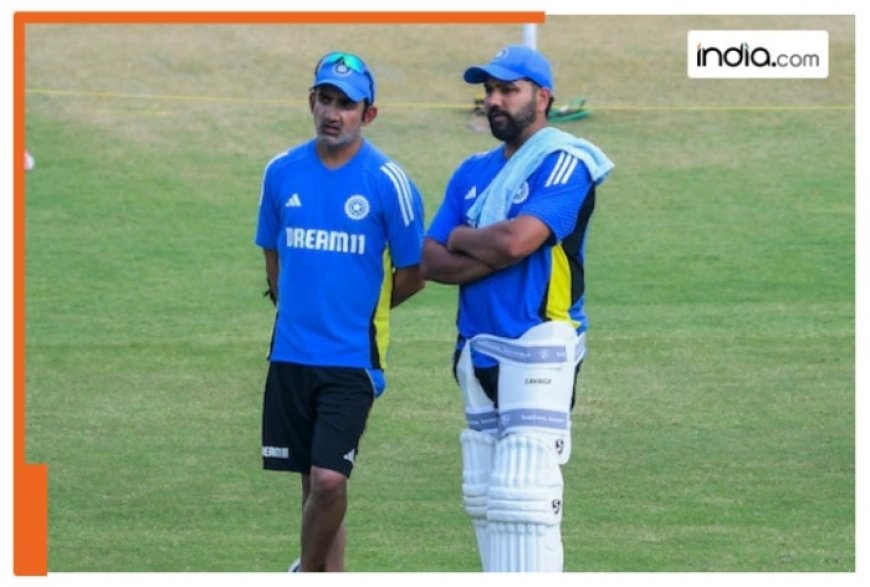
[254,51,425,572]
[262,364,376,478]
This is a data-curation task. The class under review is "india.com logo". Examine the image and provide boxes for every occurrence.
[696,42,822,68]
[687,30,828,79]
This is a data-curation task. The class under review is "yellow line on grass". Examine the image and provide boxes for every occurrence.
[26,87,302,106]
[594,104,855,111]
[25,87,854,112]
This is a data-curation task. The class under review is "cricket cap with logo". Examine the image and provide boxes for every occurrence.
[311,51,376,104]
[463,44,554,93]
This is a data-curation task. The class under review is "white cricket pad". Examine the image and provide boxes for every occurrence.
[487,434,565,572]
[456,342,498,435]
[460,428,496,571]
[471,322,583,464]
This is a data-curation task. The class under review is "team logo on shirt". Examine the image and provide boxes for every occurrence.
[344,195,370,220]
[512,181,530,204]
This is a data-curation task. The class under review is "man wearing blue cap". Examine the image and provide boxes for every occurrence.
[422,45,614,572]
[255,51,425,572]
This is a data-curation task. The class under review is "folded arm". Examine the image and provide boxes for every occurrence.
[420,238,496,285]
[446,215,553,270]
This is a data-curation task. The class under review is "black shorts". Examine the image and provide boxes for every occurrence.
[261,361,376,477]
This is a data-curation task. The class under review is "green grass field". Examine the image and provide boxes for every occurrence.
[23,16,854,572]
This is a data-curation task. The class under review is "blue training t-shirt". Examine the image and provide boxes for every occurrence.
[427,142,595,361]
[255,139,424,372]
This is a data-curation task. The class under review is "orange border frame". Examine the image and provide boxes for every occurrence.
[12,10,545,576]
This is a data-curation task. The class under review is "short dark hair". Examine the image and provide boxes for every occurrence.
[529,80,555,118]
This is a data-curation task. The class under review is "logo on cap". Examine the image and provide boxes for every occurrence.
[333,62,353,76]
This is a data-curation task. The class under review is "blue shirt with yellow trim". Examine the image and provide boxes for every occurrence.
[427,142,594,364]
[256,139,424,370]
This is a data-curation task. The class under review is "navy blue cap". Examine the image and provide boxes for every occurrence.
[312,52,376,103]
[464,44,554,92]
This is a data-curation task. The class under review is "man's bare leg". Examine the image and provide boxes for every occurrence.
[299,467,348,571]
